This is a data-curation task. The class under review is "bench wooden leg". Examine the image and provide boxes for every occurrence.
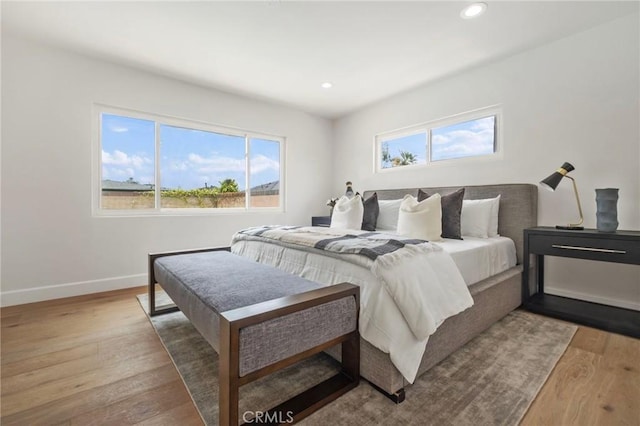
[148,280,179,317]
[342,329,360,381]
[234,335,359,425]
[219,339,361,425]
[218,286,360,425]
[220,319,240,425]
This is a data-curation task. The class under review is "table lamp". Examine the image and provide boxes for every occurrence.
[540,162,584,230]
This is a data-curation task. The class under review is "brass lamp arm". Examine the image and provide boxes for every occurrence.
[564,175,584,227]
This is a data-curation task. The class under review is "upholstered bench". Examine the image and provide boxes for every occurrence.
[148,248,360,425]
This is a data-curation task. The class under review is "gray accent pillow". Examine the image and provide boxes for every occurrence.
[361,192,379,231]
[418,187,465,239]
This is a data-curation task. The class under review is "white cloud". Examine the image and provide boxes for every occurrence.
[433,129,491,147]
[431,128,494,159]
[109,125,129,133]
[102,150,154,181]
[168,160,189,172]
[185,153,279,175]
[187,153,246,173]
[250,154,280,174]
[470,117,495,132]
[137,175,154,185]
[102,166,135,181]
[102,150,152,169]
[159,153,279,189]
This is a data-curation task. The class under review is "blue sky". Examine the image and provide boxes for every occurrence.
[431,116,495,161]
[381,133,427,168]
[101,114,280,190]
[381,115,495,167]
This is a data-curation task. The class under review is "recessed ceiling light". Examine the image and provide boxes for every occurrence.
[460,2,487,19]
[321,82,333,89]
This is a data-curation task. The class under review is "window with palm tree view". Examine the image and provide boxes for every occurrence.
[376,108,498,171]
[380,132,427,169]
[98,108,282,213]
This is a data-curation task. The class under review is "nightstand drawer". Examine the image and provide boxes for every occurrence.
[528,234,640,264]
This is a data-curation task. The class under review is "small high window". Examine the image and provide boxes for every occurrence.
[375,106,500,172]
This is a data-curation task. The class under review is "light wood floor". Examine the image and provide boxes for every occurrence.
[1,287,638,425]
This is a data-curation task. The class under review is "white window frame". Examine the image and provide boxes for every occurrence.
[92,104,285,216]
[374,105,502,173]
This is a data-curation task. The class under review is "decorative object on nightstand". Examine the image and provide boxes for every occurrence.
[326,197,339,216]
[345,181,355,199]
[595,188,619,232]
[540,162,584,230]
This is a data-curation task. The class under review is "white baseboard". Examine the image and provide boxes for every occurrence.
[545,286,640,311]
[5,275,638,312]
[0,273,147,307]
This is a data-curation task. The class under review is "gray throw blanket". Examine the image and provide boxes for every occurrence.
[237,225,427,261]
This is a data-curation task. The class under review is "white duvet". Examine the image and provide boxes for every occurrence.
[231,227,473,383]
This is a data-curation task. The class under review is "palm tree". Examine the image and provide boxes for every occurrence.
[391,151,418,166]
[381,143,392,168]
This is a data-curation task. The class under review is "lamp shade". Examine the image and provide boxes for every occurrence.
[540,162,575,191]
[539,161,584,230]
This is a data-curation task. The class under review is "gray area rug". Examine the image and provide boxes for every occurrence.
[138,293,576,425]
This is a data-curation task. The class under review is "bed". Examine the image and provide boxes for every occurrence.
[231,183,537,401]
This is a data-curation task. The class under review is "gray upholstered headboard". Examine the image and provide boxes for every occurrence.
[362,184,538,264]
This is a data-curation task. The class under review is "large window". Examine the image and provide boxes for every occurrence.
[376,106,500,172]
[95,106,283,214]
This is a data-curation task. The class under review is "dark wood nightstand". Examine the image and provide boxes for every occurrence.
[522,226,640,338]
[311,216,331,227]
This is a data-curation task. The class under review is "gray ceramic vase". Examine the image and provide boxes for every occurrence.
[595,188,619,232]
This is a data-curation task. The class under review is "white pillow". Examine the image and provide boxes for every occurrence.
[461,197,498,238]
[396,194,443,241]
[330,195,364,230]
[488,195,501,237]
[376,198,403,231]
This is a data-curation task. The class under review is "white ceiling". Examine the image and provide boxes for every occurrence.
[2,1,637,118]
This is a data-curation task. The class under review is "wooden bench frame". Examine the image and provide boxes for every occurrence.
[148,247,360,425]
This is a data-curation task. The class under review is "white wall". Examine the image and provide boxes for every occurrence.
[332,14,640,310]
[3,14,639,309]
[1,35,334,306]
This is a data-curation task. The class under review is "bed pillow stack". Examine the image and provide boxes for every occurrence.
[376,198,404,231]
[330,195,364,230]
[373,189,501,240]
[418,188,465,240]
[460,195,501,238]
[329,193,380,231]
[361,192,380,231]
[396,194,443,241]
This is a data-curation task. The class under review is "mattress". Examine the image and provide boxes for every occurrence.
[434,236,517,286]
